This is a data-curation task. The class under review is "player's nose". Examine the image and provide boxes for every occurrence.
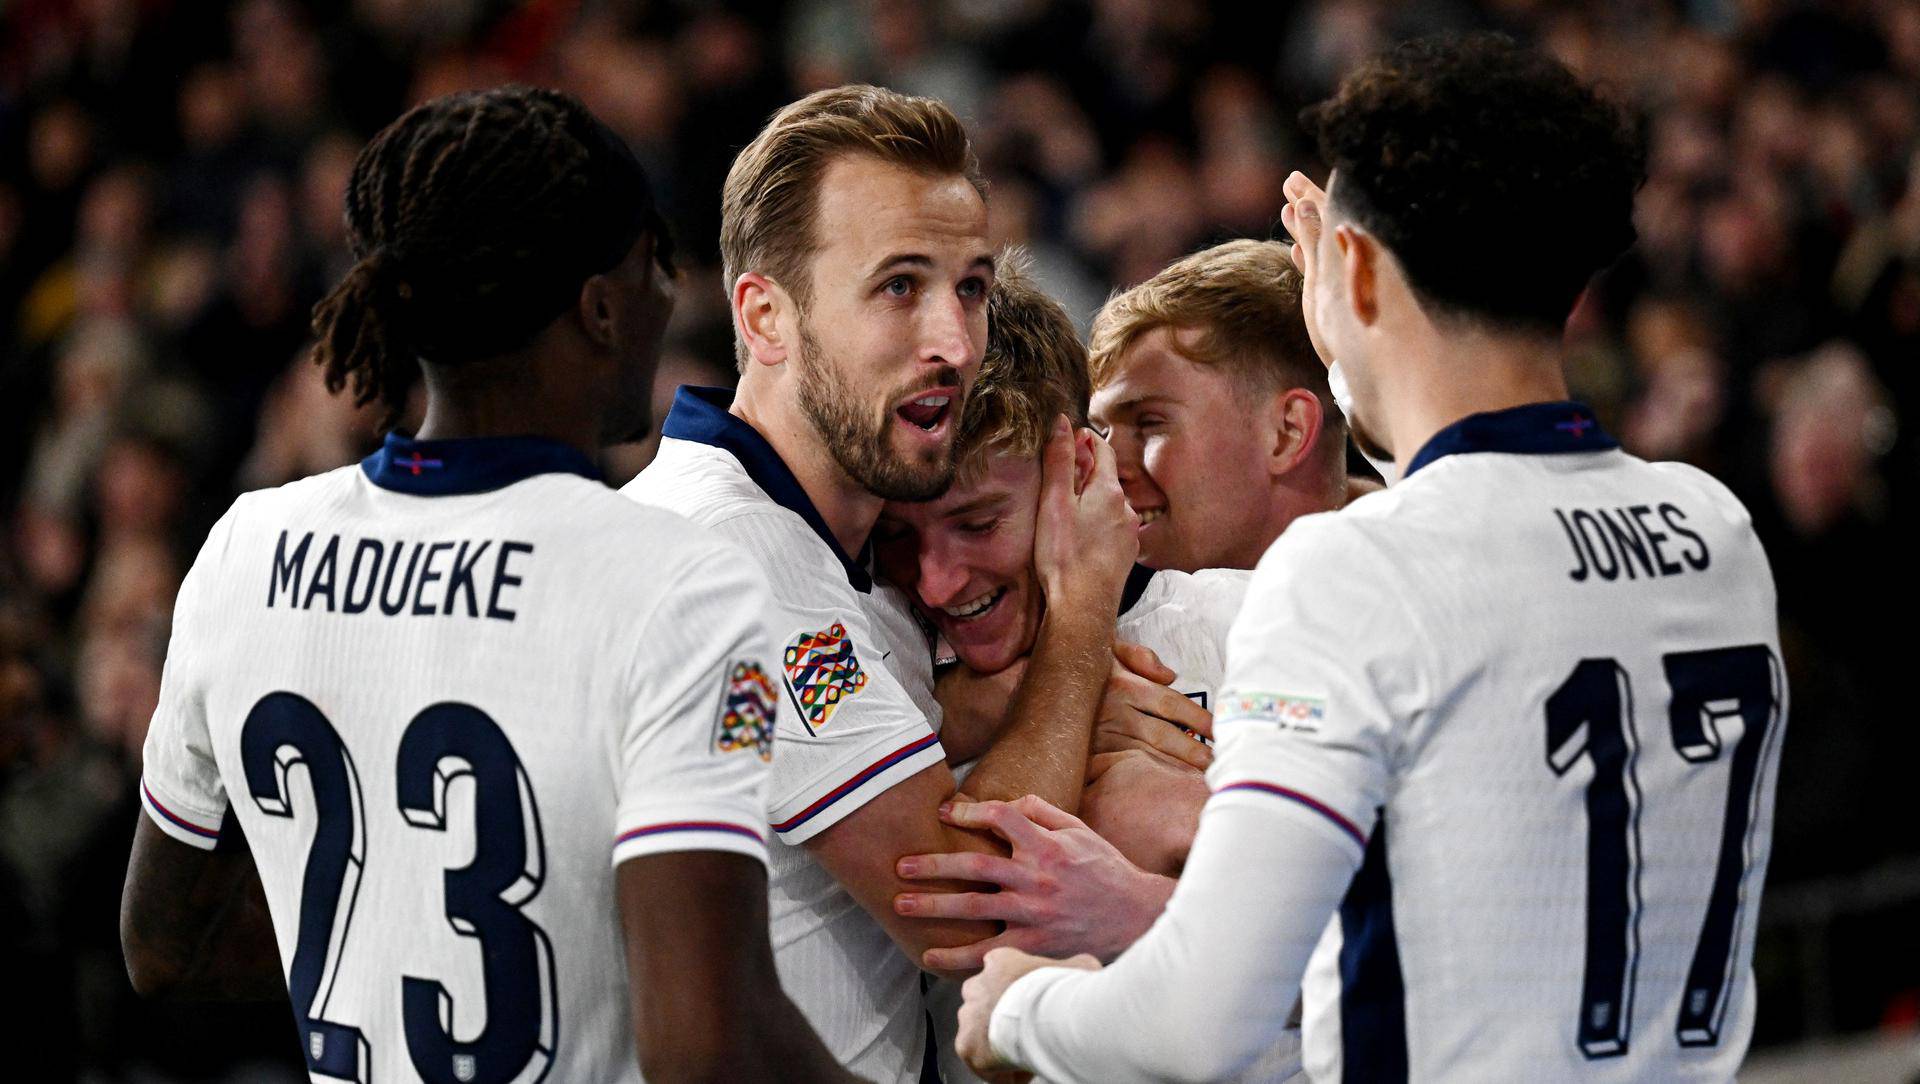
[916,550,970,609]
[919,293,973,368]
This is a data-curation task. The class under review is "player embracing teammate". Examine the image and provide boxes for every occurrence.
[122,31,1786,1084]
[957,32,1786,1084]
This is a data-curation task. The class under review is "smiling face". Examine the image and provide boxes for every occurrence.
[1090,326,1281,571]
[790,154,994,501]
[874,449,1045,673]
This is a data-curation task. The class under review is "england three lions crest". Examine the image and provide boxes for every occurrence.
[715,660,777,760]
[784,622,869,733]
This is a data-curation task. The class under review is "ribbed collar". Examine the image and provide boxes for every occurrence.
[361,431,599,495]
[661,385,873,592]
[1403,401,1617,479]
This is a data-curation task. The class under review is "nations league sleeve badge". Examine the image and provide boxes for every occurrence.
[714,660,778,760]
[783,621,869,734]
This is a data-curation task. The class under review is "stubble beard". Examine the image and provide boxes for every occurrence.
[794,321,958,502]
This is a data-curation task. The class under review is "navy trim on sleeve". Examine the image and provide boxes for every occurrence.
[1403,401,1617,480]
[361,432,600,495]
[662,385,874,592]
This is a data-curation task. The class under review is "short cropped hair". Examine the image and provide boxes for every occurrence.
[1087,239,1333,415]
[953,250,1089,481]
[721,84,983,369]
[1302,33,1644,329]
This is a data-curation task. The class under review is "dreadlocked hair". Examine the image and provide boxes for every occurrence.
[311,85,670,430]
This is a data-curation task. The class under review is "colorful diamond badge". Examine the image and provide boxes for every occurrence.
[783,621,869,732]
[715,661,777,760]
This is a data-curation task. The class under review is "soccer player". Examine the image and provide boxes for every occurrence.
[957,34,1787,1083]
[1088,240,1355,573]
[878,257,1306,1084]
[873,253,1236,876]
[119,87,852,1083]
[622,86,1136,1083]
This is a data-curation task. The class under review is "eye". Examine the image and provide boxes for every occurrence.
[883,275,914,298]
[957,517,999,536]
[1137,414,1168,432]
[957,276,987,300]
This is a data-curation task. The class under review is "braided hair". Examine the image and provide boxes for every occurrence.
[311,86,671,430]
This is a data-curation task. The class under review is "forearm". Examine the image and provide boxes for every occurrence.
[961,607,1112,812]
[989,797,1360,1083]
[122,821,284,1001]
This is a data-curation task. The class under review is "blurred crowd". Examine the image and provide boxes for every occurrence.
[2,0,1916,1077]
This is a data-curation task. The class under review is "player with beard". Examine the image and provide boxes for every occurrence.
[875,254,1232,878]
[876,256,1307,1084]
[622,86,1136,1084]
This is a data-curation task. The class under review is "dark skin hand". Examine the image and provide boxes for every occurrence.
[120,815,285,1001]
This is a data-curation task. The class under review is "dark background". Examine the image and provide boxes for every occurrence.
[2,0,1915,1078]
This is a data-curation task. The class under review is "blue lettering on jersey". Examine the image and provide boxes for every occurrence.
[267,530,534,621]
[1555,502,1711,583]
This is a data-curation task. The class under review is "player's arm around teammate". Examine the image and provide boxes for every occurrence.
[803,415,1139,978]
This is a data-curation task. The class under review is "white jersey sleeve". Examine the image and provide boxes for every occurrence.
[611,546,781,866]
[989,791,1359,1083]
[1207,513,1428,845]
[139,503,242,849]
[716,508,944,845]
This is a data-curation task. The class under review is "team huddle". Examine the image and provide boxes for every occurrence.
[117,32,1785,1084]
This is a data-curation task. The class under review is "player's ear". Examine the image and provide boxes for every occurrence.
[1267,386,1324,478]
[733,271,792,369]
[1335,224,1379,327]
[576,272,620,351]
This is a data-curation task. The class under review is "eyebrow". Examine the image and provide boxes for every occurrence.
[1099,393,1183,415]
[867,252,998,279]
[942,492,1011,518]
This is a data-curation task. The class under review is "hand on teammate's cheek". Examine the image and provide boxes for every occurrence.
[1031,416,1138,613]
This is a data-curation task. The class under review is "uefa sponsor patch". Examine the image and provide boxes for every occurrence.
[784,621,869,732]
[715,660,777,760]
[1217,688,1326,732]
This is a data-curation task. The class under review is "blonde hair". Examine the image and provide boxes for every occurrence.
[953,249,1089,480]
[720,84,983,370]
[1088,239,1330,413]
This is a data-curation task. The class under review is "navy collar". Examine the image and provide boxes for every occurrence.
[1118,563,1157,619]
[1403,401,1618,480]
[361,431,600,495]
[662,385,873,592]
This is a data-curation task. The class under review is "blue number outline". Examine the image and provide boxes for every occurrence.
[395,702,559,1084]
[239,692,371,1083]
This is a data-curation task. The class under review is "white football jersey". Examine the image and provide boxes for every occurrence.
[1116,564,1249,717]
[139,433,781,1084]
[929,563,1310,1084]
[622,387,948,1084]
[1214,403,1786,1082]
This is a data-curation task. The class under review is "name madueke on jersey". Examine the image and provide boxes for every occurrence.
[266,529,535,620]
[1553,501,1711,583]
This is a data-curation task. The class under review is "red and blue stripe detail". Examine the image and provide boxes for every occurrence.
[141,781,221,841]
[772,732,941,836]
[1217,781,1367,849]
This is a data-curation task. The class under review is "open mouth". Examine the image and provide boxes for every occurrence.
[1135,507,1166,526]
[940,586,1007,622]
[896,389,957,432]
